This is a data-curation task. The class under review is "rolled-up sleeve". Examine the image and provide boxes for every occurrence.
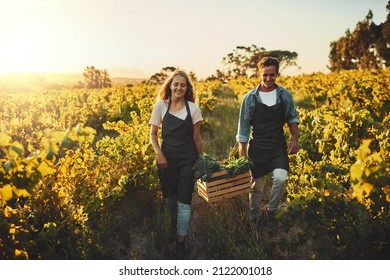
[283,90,299,125]
[149,100,163,126]
[191,103,203,124]
[236,93,254,143]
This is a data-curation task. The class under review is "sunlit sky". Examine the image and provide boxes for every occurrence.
[1,0,388,78]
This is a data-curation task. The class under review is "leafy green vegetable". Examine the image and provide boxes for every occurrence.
[193,154,223,182]
[223,156,253,177]
[193,154,253,182]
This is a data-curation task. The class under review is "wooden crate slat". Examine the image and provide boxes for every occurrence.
[196,171,251,191]
[198,186,208,197]
[196,177,250,192]
[205,177,251,192]
[202,171,250,187]
[196,171,252,203]
[205,188,251,203]
[226,172,250,180]
[197,188,210,202]
[210,170,229,178]
[199,186,251,203]
[196,180,207,191]
[205,182,251,198]
[197,187,250,203]
[196,181,210,195]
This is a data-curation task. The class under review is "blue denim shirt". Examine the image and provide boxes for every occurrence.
[236,83,299,143]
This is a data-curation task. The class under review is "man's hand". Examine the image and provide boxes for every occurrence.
[288,139,299,154]
[288,123,299,154]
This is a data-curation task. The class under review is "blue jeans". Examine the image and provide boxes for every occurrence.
[166,197,191,236]
[249,168,288,218]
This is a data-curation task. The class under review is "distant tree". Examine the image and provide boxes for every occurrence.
[329,2,390,71]
[188,71,197,82]
[205,69,225,82]
[329,30,355,70]
[83,66,112,89]
[100,69,112,88]
[147,66,177,84]
[375,1,390,67]
[147,67,197,84]
[222,45,298,79]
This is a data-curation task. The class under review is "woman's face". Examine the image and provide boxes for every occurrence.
[170,75,187,99]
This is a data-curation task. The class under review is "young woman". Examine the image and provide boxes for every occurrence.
[149,69,202,259]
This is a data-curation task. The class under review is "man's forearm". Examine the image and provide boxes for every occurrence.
[288,122,299,141]
[239,142,248,158]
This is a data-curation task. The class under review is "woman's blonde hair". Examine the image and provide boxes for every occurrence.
[157,69,196,102]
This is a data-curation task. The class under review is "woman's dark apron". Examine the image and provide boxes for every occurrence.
[248,94,289,178]
[158,99,198,204]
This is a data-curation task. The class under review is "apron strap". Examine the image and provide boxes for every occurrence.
[184,100,192,122]
[164,98,192,123]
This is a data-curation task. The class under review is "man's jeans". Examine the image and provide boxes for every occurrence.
[249,168,288,219]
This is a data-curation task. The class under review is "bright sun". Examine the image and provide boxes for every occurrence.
[1,2,54,75]
[1,40,34,75]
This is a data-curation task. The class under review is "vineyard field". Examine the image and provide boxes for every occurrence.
[0,69,389,259]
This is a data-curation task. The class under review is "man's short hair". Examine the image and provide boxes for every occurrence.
[257,57,280,74]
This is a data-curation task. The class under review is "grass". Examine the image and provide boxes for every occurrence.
[188,195,268,259]
[201,86,240,160]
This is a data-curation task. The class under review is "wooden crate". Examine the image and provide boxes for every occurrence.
[196,170,252,203]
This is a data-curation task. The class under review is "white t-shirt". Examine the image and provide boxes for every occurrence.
[259,89,277,106]
[149,100,203,126]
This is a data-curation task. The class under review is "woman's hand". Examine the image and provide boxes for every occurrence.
[157,152,168,169]
[150,124,168,168]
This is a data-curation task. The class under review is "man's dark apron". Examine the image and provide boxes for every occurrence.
[158,99,198,204]
[248,94,289,178]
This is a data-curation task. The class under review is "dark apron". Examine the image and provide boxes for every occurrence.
[161,99,198,167]
[158,99,198,203]
[248,95,289,178]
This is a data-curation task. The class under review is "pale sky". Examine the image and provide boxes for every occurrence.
[1,0,388,79]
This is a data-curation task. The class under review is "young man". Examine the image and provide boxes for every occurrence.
[236,57,299,226]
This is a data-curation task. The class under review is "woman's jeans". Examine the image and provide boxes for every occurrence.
[166,196,191,236]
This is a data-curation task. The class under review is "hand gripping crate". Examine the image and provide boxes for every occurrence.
[196,170,252,203]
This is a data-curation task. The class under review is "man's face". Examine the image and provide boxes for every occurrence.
[260,66,278,91]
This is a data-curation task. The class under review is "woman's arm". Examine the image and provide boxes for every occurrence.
[193,121,202,156]
[150,125,168,168]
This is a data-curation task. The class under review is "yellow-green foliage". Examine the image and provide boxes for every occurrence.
[1,69,389,259]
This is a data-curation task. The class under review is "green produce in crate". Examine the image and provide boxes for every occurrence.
[223,156,254,177]
[193,154,253,182]
[193,154,223,182]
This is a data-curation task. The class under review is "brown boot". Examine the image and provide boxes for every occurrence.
[266,210,277,227]
[170,218,177,240]
[176,239,186,259]
[260,206,268,226]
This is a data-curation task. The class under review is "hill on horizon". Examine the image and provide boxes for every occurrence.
[0,71,147,93]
